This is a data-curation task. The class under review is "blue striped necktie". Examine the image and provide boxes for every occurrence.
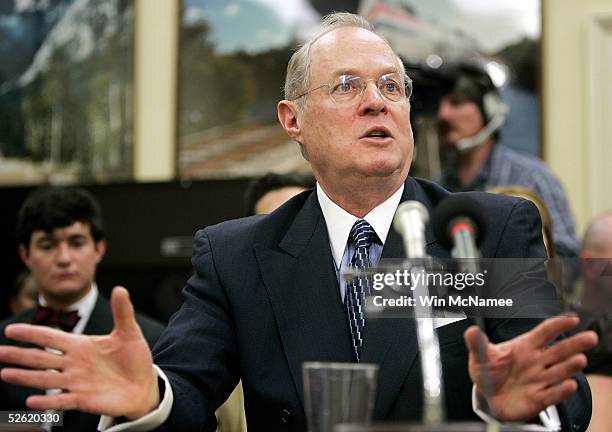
[345,219,378,362]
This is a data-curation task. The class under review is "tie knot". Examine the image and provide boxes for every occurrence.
[33,306,80,332]
[349,219,378,250]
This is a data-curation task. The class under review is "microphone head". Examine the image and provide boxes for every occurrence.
[393,200,429,236]
[431,195,487,250]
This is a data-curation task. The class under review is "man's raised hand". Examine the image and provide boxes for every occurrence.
[0,287,160,419]
[464,315,598,422]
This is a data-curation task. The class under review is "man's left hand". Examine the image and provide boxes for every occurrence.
[464,315,598,422]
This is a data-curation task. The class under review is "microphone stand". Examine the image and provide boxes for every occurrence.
[395,202,445,425]
[411,262,446,426]
[449,222,501,432]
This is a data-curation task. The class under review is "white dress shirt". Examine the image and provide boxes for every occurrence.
[100,185,560,431]
[317,182,403,300]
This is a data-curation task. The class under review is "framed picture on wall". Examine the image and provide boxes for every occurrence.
[177,0,541,180]
[0,0,135,185]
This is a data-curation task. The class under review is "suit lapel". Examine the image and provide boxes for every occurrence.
[254,192,353,410]
[83,295,114,335]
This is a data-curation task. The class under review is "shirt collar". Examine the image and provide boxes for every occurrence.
[39,284,98,334]
[316,182,404,268]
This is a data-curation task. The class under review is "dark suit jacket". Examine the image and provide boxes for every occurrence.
[0,293,165,431]
[152,177,591,432]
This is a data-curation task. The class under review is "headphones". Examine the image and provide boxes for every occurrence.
[483,92,509,121]
[441,62,510,153]
[455,91,509,153]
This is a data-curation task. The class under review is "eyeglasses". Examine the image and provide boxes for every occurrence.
[291,72,412,104]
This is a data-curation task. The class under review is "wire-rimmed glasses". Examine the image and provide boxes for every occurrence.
[291,72,412,104]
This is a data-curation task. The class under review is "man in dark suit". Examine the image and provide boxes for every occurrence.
[0,186,165,431]
[0,12,598,432]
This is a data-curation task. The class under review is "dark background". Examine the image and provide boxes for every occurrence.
[0,178,253,322]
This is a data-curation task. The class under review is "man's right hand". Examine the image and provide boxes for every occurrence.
[0,287,160,419]
[464,315,598,422]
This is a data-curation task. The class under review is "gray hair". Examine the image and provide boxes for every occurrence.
[283,12,405,107]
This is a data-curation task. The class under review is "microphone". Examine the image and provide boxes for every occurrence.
[431,195,500,424]
[393,201,429,259]
[456,93,509,153]
[431,195,487,265]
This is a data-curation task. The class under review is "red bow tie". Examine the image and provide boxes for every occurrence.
[32,306,80,332]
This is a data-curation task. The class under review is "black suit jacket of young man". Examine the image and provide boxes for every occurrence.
[151,176,590,432]
[0,294,165,431]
